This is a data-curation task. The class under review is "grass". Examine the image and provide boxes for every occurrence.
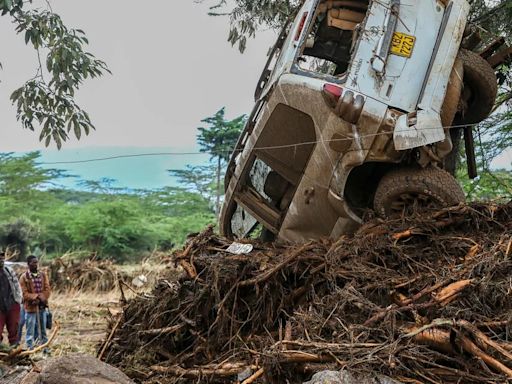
[42,291,121,357]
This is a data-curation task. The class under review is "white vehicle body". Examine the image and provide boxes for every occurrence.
[221,0,470,243]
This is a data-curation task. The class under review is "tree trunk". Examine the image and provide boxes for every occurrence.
[216,156,221,218]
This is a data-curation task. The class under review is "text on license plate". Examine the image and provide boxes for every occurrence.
[391,32,416,58]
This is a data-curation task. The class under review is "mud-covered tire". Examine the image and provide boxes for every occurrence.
[441,57,464,127]
[458,49,497,124]
[374,167,465,217]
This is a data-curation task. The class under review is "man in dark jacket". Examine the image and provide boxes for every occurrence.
[19,255,51,350]
[0,252,22,346]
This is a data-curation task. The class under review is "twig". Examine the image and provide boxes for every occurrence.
[241,367,264,384]
[278,340,384,352]
[97,315,122,360]
[403,322,512,378]
[239,243,315,287]
[276,350,332,363]
[150,362,257,378]
[15,321,61,358]
[399,278,454,306]
[457,320,512,362]
[138,323,184,336]
[392,229,418,241]
[434,279,473,304]
[476,320,510,329]
[179,260,198,279]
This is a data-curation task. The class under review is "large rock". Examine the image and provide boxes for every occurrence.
[304,370,403,384]
[20,354,133,384]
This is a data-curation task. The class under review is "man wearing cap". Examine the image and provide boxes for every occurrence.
[0,252,22,346]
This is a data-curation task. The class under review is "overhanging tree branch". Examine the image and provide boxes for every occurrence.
[1,0,110,148]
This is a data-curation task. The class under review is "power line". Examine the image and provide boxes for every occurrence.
[40,122,481,165]
[41,152,209,165]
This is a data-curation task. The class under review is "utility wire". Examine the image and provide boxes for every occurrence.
[41,122,480,165]
[41,152,209,165]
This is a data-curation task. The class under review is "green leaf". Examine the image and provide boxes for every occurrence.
[73,120,81,139]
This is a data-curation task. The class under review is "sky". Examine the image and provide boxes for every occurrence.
[0,0,276,188]
[0,1,511,189]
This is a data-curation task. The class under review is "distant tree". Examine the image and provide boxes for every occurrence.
[0,218,39,261]
[0,151,65,198]
[65,199,153,260]
[142,186,213,217]
[1,1,110,148]
[196,108,245,216]
[78,178,121,195]
[168,165,217,212]
[468,0,512,175]
[459,168,512,201]
[0,152,216,258]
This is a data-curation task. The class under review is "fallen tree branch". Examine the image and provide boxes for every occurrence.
[276,350,332,363]
[239,243,316,287]
[275,340,383,350]
[434,279,473,304]
[98,315,122,360]
[138,323,184,336]
[179,259,198,279]
[14,320,61,358]
[403,322,512,378]
[457,320,512,362]
[150,362,258,378]
[241,367,265,384]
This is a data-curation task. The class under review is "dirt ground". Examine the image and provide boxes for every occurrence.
[35,291,120,356]
[2,261,168,357]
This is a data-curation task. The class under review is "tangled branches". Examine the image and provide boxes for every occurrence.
[101,203,512,384]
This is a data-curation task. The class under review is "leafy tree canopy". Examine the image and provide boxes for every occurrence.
[1,0,110,148]
[197,107,246,162]
[206,0,300,52]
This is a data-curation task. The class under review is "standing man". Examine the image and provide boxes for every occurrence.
[0,252,22,346]
[19,255,51,351]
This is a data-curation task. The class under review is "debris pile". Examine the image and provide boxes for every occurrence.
[50,258,123,292]
[100,203,512,383]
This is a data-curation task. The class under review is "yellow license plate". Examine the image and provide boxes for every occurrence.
[391,32,416,58]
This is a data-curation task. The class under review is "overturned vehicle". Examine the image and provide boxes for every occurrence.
[221,0,502,243]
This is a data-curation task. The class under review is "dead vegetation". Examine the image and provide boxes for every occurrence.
[49,258,124,292]
[48,253,177,293]
[100,202,512,383]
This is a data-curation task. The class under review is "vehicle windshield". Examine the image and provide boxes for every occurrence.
[296,0,369,76]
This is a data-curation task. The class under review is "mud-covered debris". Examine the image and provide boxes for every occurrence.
[101,203,512,384]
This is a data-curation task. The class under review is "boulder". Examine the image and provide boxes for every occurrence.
[303,370,403,384]
[20,354,133,384]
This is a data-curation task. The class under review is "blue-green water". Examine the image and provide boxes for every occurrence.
[37,146,210,190]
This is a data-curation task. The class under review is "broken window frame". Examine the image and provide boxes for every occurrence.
[291,0,370,84]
